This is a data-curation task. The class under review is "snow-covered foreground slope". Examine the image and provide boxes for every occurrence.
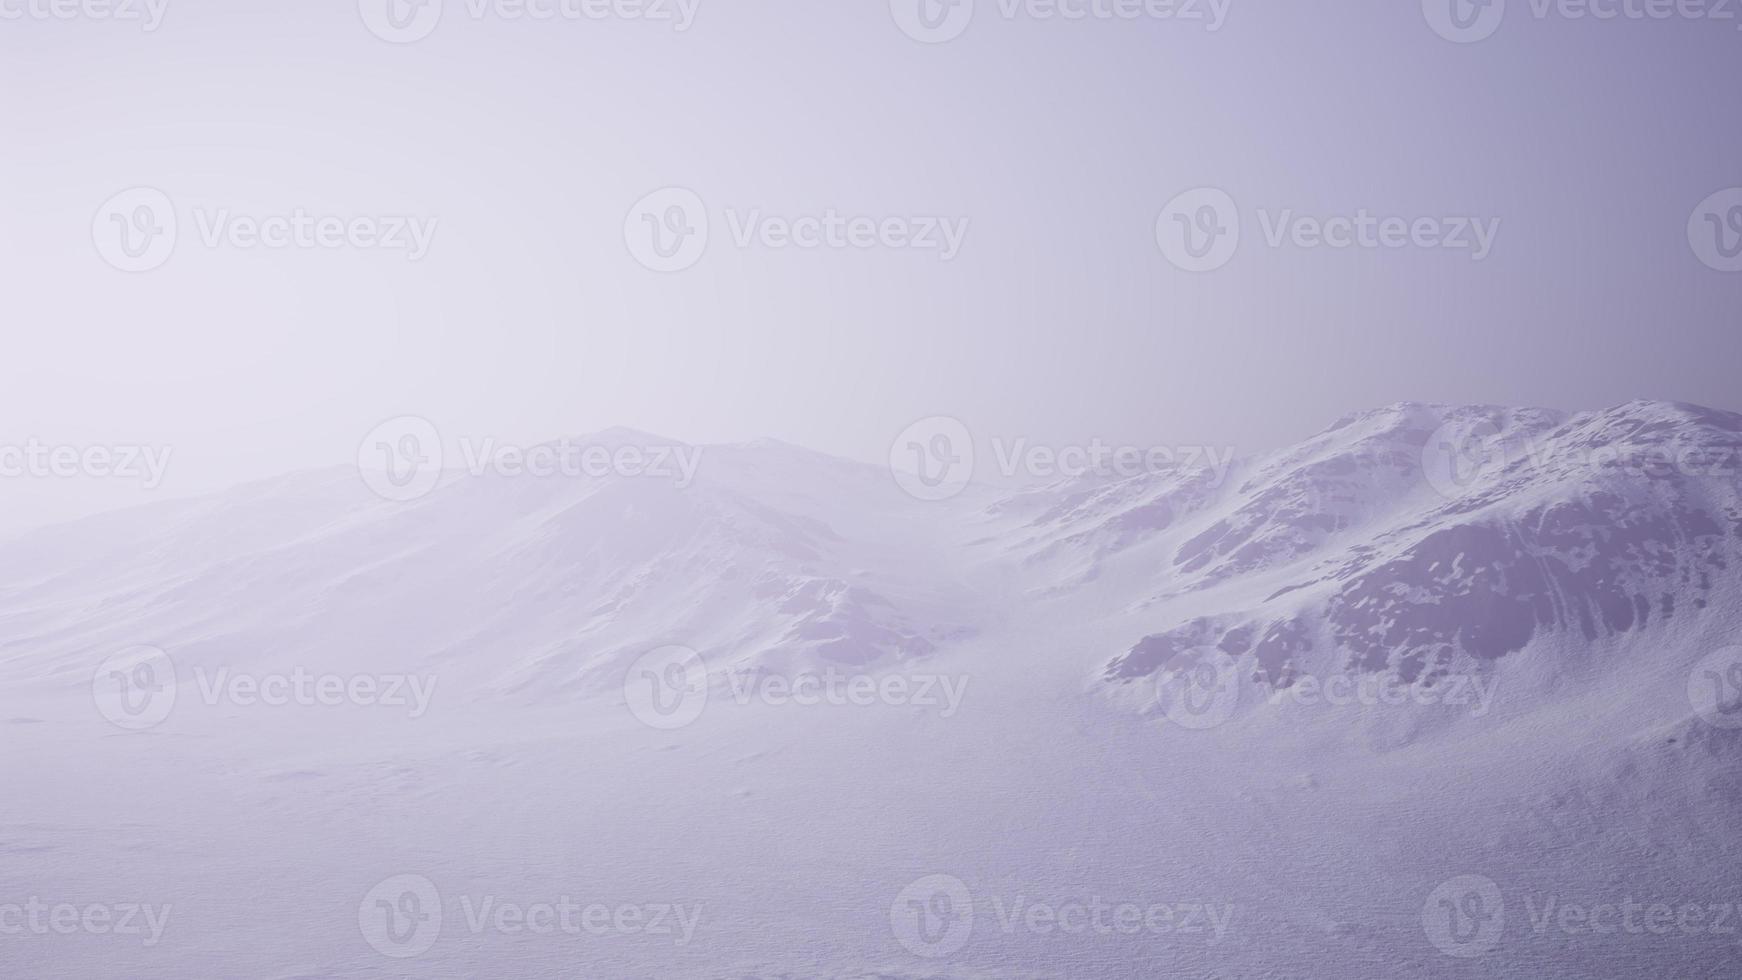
[2,404,1740,978]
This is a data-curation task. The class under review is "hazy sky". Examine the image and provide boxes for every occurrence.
[2,0,1739,531]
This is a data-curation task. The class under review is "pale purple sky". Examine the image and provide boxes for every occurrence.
[1,0,1738,530]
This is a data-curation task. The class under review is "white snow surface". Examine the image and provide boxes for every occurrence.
[3,402,1741,978]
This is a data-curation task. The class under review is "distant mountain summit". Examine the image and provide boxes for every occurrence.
[4,402,1737,721]
[1084,401,1742,708]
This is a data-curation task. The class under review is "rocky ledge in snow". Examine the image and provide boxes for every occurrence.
[1104,401,1742,698]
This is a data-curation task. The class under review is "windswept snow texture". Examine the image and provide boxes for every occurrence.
[1091,402,1742,693]
[4,403,1742,979]
[0,435,979,703]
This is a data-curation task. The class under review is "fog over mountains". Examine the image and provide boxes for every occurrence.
[3,401,1740,978]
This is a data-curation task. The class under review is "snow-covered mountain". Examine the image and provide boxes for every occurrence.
[1069,402,1742,709]
[0,430,995,703]
[3,402,1740,979]
[5,401,1739,724]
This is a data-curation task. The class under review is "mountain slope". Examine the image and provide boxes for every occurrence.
[1088,401,1742,720]
[0,433,988,702]
[3,402,1741,980]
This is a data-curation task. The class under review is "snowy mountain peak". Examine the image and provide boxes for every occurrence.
[1098,401,1742,720]
[6,400,1738,733]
